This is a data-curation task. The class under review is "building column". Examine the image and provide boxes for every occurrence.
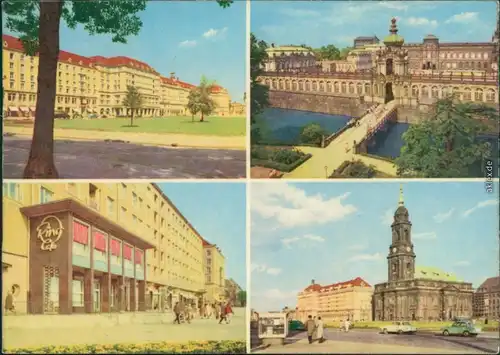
[119,277,126,311]
[102,273,111,312]
[83,269,94,313]
[138,280,146,311]
[130,279,136,311]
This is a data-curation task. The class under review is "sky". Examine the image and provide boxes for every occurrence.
[157,182,246,289]
[250,181,499,312]
[251,0,498,48]
[2,1,246,103]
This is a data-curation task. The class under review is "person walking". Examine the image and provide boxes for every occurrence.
[218,302,227,324]
[4,290,15,314]
[305,315,316,344]
[173,302,181,324]
[214,303,220,320]
[316,316,325,343]
[225,302,233,324]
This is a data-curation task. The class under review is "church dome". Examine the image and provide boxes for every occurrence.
[383,18,405,47]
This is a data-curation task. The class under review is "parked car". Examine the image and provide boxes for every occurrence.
[441,321,480,337]
[381,321,417,334]
[288,320,305,331]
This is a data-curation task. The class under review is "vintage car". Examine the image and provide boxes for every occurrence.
[288,320,306,331]
[441,321,481,336]
[381,321,417,334]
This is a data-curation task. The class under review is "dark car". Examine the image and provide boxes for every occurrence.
[289,320,306,331]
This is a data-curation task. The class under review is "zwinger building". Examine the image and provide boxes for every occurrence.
[2,182,226,314]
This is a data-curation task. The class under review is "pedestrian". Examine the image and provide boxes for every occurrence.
[173,302,181,324]
[305,315,316,344]
[218,302,227,324]
[313,316,318,340]
[317,316,325,343]
[344,318,351,332]
[214,303,220,320]
[4,290,15,314]
[225,302,233,324]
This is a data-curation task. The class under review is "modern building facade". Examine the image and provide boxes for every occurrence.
[203,240,226,303]
[2,34,232,118]
[2,182,225,314]
[296,277,373,322]
[372,186,473,321]
[473,277,500,320]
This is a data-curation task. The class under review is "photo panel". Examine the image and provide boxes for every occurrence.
[2,181,247,354]
[3,0,247,179]
[250,0,499,179]
[250,180,499,353]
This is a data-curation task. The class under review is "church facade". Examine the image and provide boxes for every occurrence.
[372,187,473,321]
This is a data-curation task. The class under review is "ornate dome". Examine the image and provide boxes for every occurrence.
[383,18,405,47]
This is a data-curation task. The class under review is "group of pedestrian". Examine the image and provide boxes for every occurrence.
[305,315,325,344]
[174,300,233,325]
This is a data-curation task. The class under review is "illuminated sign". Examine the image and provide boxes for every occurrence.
[36,215,64,251]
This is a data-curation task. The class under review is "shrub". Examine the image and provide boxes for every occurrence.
[4,340,246,354]
[270,148,306,165]
[341,160,376,178]
[300,123,325,146]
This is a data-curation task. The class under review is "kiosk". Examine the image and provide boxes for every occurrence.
[257,312,288,346]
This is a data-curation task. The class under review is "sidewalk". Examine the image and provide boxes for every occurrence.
[254,339,479,354]
[4,126,246,150]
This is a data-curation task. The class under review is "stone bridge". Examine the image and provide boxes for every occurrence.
[284,101,399,179]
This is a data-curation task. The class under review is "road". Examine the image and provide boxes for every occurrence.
[284,101,398,179]
[252,328,499,354]
[3,136,246,179]
[3,310,245,349]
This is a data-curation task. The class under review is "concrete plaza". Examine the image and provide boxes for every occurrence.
[3,136,246,179]
[3,308,246,349]
[252,329,499,354]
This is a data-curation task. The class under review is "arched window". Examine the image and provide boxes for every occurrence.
[412,86,419,97]
[334,82,340,93]
[474,89,483,102]
[431,86,438,99]
[403,86,409,97]
[326,82,332,92]
[305,81,311,91]
[463,88,472,101]
[422,86,429,97]
[348,82,355,94]
[486,89,495,102]
[319,81,325,92]
[356,83,362,95]
[312,81,318,91]
[341,82,347,93]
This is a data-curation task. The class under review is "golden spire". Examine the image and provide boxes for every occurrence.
[399,184,404,206]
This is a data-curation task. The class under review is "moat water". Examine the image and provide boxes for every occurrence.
[258,108,497,177]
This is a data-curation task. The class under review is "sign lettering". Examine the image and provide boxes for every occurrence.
[36,215,64,251]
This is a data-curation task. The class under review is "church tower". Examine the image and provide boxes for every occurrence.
[387,184,416,282]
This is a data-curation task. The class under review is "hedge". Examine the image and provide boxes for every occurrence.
[3,340,246,354]
[251,153,312,173]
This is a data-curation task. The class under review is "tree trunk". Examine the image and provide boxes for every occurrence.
[130,110,134,126]
[191,114,194,123]
[200,112,204,122]
[23,0,63,178]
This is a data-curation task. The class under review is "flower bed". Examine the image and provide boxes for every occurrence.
[4,340,246,354]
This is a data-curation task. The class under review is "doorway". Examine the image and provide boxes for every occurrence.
[93,280,101,313]
[385,83,394,103]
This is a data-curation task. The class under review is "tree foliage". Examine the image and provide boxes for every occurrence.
[342,160,377,178]
[237,291,246,307]
[250,32,270,123]
[300,123,326,146]
[2,0,231,178]
[122,85,143,126]
[395,97,498,178]
[312,44,353,60]
[186,76,217,122]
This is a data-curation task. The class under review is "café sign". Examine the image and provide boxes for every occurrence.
[36,215,64,251]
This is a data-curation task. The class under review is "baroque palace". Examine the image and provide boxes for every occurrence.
[2,182,227,314]
[2,34,234,119]
[260,18,499,118]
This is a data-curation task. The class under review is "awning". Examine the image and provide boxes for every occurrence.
[19,107,29,112]
[8,107,18,112]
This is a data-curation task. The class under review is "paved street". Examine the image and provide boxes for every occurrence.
[252,329,499,354]
[3,310,245,349]
[3,136,246,179]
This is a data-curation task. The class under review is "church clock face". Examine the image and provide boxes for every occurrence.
[392,247,397,253]
[406,246,411,252]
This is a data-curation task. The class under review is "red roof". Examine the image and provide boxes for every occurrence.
[201,238,213,247]
[303,277,371,292]
[89,55,158,74]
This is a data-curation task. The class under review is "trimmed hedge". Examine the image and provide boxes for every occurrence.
[3,340,246,354]
[252,153,312,173]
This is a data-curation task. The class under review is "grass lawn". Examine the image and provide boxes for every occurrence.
[7,116,246,136]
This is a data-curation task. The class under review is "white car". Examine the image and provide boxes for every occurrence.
[381,321,417,334]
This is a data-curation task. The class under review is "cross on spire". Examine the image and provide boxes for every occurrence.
[399,183,404,206]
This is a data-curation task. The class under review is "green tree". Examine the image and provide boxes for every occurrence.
[122,85,143,127]
[237,290,246,307]
[250,33,270,124]
[187,76,217,122]
[300,123,326,146]
[3,0,232,178]
[395,97,498,178]
[341,160,377,178]
[339,47,354,59]
[315,44,341,60]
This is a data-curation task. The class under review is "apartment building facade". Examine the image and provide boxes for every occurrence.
[473,277,500,320]
[296,277,373,322]
[203,241,226,303]
[2,182,222,315]
[2,34,231,119]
